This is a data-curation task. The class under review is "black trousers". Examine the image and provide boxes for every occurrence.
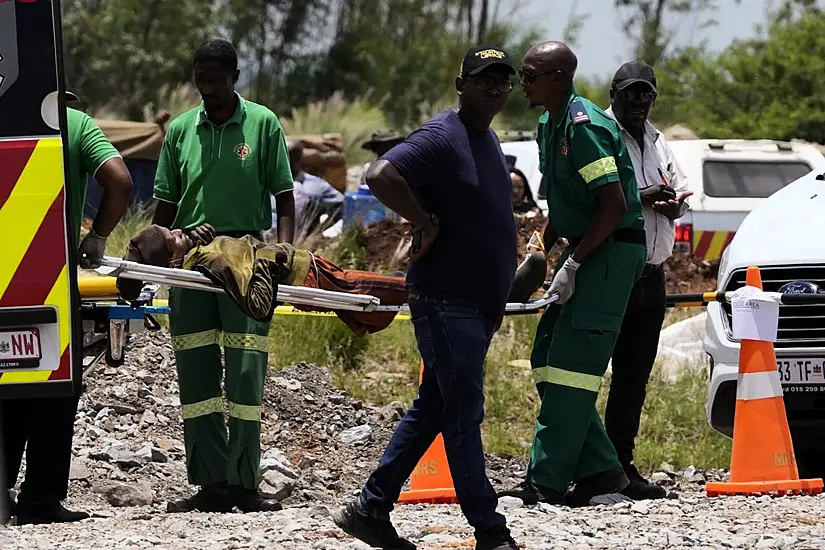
[604,263,666,469]
[0,395,79,506]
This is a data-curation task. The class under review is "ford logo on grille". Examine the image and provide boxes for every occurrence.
[779,281,819,294]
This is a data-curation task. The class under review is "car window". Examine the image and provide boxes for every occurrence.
[703,160,812,198]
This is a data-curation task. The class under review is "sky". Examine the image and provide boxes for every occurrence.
[502,0,784,79]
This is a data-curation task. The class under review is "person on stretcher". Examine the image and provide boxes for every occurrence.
[116,223,560,335]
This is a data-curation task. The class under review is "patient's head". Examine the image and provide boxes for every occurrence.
[117,225,195,299]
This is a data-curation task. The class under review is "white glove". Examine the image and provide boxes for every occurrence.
[545,256,581,304]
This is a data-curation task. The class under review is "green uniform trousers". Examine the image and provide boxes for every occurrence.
[526,240,645,492]
[168,287,271,490]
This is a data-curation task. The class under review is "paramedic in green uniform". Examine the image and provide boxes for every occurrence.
[498,41,646,507]
[151,39,295,514]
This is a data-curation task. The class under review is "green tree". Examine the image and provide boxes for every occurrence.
[62,0,216,120]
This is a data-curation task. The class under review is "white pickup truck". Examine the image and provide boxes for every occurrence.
[704,167,825,478]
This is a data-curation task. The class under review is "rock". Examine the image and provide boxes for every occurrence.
[261,447,299,480]
[109,404,143,415]
[151,448,169,463]
[262,470,296,501]
[287,379,302,391]
[688,473,706,484]
[496,496,524,510]
[155,437,177,451]
[631,502,650,515]
[111,448,142,468]
[141,410,157,425]
[69,458,92,481]
[304,394,316,403]
[651,472,671,483]
[134,444,154,463]
[339,425,372,445]
[99,482,154,507]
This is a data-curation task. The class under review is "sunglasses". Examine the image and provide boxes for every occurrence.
[518,67,565,85]
[618,88,656,102]
[467,76,515,94]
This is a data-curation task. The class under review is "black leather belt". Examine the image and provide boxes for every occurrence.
[566,227,646,248]
[216,230,264,240]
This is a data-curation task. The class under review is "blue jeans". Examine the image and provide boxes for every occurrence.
[359,295,506,531]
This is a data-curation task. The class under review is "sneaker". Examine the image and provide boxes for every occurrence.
[15,502,90,525]
[496,480,567,506]
[231,486,283,513]
[167,484,234,513]
[568,468,630,507]
[332,500,416,550]
[475,524,519,550]
[621,464,667,500]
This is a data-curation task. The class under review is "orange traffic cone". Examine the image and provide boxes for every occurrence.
[396,360,459,505]
[706,266,824,497]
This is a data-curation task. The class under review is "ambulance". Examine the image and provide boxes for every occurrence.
[0,0,83,399]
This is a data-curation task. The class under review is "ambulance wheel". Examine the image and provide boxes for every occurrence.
[105,345,125,368]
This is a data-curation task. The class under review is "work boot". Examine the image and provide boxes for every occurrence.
[496,480,567,506]
[231,486,283,513]
[0,492,14,525]
[15,502,90,525]
[621,463,667,500]
[333,500,416,550]
[167,483,234,513]
[474,524,520,550]
[568,468,632,507]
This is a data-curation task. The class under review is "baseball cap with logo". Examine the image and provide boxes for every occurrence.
[459,45,516,78]
[611,60,657,92]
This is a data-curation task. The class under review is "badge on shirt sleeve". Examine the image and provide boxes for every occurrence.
[560,137,569,158]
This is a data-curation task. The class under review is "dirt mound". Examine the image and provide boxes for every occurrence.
[359,216,719,294]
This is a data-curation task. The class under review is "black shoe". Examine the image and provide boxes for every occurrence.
[621,464,667,500]
[0,492,14,525]
[167,484,234,513]
[16,502,90,525]
[568,468,631,507]
[496,481,567,506]
[332,500,416,550]
[475,524,519,550]
[231,486,283,513]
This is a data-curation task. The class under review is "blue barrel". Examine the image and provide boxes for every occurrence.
[343,185,396,228]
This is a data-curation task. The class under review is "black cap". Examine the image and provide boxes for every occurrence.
[611,60,657,92]
[459,46,516,78]
[361,129,406,151]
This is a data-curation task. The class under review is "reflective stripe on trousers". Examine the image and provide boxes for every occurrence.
[171,329,269,353]
[532,366,602,393]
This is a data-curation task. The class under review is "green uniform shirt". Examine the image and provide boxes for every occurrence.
[536,88,644,238]
[153,93,294,233]
[66,107,122,240]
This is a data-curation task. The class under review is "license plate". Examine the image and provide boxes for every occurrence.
[0,328,42,369]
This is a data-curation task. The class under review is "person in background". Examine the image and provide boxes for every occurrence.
[287,139,344,236]
[603,60,692,500]
[358,130,407,187]
[506,154,541,216]
[151,38,294,514]
[499,41,646,507]
[332,46,521,550]
[0,91,133,525]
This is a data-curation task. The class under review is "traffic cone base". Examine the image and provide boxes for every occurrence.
[707,266,824,498]
[396,363,459,505]
[707,478,822,497]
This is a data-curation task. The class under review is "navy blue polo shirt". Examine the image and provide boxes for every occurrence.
[382,109,517,316]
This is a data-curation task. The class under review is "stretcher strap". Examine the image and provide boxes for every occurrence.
[532,365,602,393]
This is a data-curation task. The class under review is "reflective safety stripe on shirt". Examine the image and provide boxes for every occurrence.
[532,366,602,392]
[736,370,783,401]
[172,329,268,353]
[228,401,261,422]
[578,157,618,184]
[181,396,224,419]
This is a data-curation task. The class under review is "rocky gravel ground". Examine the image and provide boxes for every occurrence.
[2,330,823,549]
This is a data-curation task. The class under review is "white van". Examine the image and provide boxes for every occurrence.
[499,135,825,260]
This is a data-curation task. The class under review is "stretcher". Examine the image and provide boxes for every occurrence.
[77,257,560,374]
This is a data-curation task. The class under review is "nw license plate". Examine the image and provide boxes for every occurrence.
[0,328,42,369]
[777,358,825,393]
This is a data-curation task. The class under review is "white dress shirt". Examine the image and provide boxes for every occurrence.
[606,106,689,266]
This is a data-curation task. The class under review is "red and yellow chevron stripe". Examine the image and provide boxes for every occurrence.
[693,230,735,261]
[0,137,72,384]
